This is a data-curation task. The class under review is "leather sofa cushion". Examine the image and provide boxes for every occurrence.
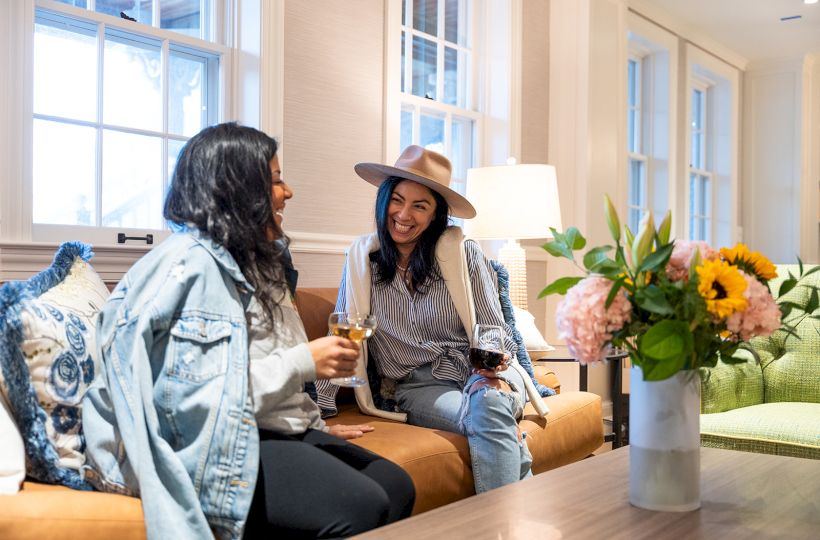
[0,482,145,540]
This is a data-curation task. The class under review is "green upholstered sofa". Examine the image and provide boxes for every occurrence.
[700,265,820,459]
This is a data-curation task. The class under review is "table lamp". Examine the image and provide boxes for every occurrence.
[463,161,562,312]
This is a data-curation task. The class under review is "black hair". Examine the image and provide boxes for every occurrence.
[163,122,287,327]
[370,176,450,293]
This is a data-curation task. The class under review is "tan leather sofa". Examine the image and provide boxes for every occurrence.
[0,288,603,539]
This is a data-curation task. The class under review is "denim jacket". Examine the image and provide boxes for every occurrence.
[82,229,259,540]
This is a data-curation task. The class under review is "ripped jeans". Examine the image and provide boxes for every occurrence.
[394,364,532,493]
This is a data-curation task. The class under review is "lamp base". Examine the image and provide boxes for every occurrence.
[497,239,528,311]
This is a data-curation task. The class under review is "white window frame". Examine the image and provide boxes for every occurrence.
[0,0,282,280]
[688,79,712,242]
[683,44,739,248]
[624,13,678,238]
[31,3,228,245]
[386,0,522,200]
[392,0,483,194]
[627,51,648,232]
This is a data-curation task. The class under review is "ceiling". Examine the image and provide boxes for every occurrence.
[642,0,820,63]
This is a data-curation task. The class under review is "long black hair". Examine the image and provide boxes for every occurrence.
[370,176,450,293]
[164,122,287,327]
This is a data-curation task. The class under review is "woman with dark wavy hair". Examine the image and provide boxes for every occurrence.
[316,145,546,495]
[83,123,414,540]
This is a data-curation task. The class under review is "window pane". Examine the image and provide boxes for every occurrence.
[161,0,202,39]
[34,19,97,122]
[627,59,637,106]
[445,0,468,46]
[420,111,444,155]
[691,132,701,168]
[401,109,414,151]
[33,120,96,226]
[413,0,438,36]
[54,0,88,8]
[102,130,163,229]
[103,32,162,131]
[169,51,205,137]
[412,36,437,100]
[451,116,473,181]
[401,31,406,93]
[691,89,702,130]
[700,175,711,218]
[96,0,152,26]
[627,109,636,153]
[168,138,186,181]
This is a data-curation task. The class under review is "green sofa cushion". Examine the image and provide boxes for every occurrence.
[700,350,763,414]
[701,402,820,460]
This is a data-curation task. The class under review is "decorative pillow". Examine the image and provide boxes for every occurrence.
[0,242,108,490]
[491,260,556,397]
[0,392,25,494]
[512,305,555,352]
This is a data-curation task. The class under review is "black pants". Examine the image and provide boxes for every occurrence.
[244,428,415,539]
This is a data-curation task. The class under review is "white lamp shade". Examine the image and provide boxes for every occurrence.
[463,164,562,240]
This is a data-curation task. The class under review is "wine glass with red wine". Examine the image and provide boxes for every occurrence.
[470,324,505,371]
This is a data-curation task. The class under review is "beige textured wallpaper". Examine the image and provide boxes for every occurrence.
[520,0,550,165]
[282,0,384,239]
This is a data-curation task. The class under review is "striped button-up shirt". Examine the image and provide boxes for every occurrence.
[336,240,517,385]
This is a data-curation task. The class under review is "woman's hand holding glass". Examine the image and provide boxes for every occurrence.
[470,324,510,380]
[308,336,360,380]
[327,312,377,387]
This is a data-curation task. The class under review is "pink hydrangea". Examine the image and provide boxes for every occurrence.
[556,276,632,365]
[666,240,719,282]
[726,271,781,341]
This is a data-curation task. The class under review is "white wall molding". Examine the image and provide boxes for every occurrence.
[0,241,151,281]
[288,231,355,255]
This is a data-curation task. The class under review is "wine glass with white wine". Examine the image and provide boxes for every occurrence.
[328,312,377,387]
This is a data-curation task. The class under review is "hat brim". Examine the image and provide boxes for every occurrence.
[354,162,477,219]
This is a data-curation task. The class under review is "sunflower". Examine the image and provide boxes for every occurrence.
[720,243,777,282]
[696,259,748,318]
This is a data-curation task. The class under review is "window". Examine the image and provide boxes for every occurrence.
[30,0,226,243]
[626,55,648,232]
[625,17,677,237]
[399,0,479,191]
[688,83,711,242]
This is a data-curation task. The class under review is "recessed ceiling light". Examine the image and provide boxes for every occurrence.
[805,0,818,5]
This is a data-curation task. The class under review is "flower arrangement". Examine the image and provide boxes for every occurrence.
[541,195,818,381]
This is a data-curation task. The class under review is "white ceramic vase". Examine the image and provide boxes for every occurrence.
[628,366,701,511]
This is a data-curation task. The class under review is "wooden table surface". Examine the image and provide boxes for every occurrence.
[354,447,820,539]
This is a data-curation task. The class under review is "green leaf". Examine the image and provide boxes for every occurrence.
[634,285,674,315]
[798,255,804,277]
[538,276,584,298]
[778,279,798,298]
[591,260,624,277]
[543,241,574,260]
[636,242,675,274]
[605,279,624,309]
[801,265,820,278]
[807,287,820,314]
[638,320,692,380]
[564,227,587,250]
[583,245,613,271]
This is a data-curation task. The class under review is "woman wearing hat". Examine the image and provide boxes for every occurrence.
[316,145,538,493]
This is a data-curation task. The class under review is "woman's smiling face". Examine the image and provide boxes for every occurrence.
[386,180,437,253]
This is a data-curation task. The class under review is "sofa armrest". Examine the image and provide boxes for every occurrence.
[700,348,764,414]
[533,364,561,394]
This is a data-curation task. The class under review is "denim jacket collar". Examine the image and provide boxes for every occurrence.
[172,223,256,295]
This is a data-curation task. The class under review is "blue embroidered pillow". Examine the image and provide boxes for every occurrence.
[0,242,109,490]
[491,260,556,397]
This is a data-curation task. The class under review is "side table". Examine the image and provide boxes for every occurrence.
[534,346,630,448]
